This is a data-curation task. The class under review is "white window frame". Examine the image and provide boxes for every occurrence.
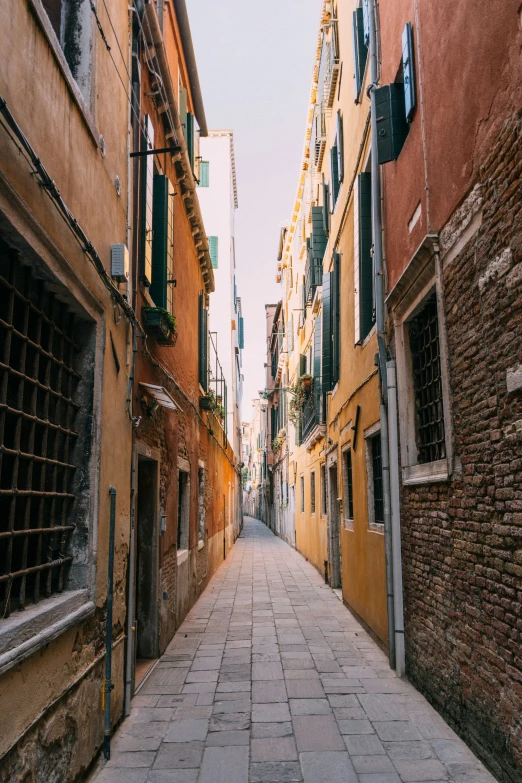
[364,422,384,532]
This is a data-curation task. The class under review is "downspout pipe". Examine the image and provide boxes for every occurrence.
[104,487,117,760]
[368,0,396,670]
[387,361,405,676]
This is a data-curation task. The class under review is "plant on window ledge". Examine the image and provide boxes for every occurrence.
[199,389,216,410]
[272,428,286,453]
[142,307,177,346]
[289,375,313,424]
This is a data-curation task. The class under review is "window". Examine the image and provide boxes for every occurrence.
[177,469,190,550]
[352,5,369,102]
[370,435,384,524]
[41,0,93,100]
[342,449,354,524]
[208,236,218,269]
[321,464,327,515]
[402,23,416,121]
[409,295,445,464]
[311,471,316,514]
[151,174,175,313]
[330,145,340,210]
[322,253,340,391]
[0,242,94,620]
[198,467,205,543]
[354,172,374,343]
[300,475,305,513]
[199,161,210,187]
[141,116,155,287]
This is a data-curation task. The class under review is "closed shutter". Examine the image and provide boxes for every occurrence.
[199,161,210,187]
[322,178,330,236]
[322,271,332,392]
[208,236,218,268]
[402,22,416,121]
[356,173,374,341]
[330,145,339,209]
[238,316,244,349]
[186,112,195,170]
[198,293,208,390]
[151,174,169,308]
[141,115,154,286]
[337,111,344,183]
[332,253,341,384]
[312,207,327,258]
[352,8,368,102]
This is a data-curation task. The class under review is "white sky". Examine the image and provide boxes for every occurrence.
[187,0,321,419]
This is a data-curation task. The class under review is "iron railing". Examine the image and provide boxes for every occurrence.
[208,331,227,436]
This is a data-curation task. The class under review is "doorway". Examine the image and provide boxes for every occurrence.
[328,462,342,589]
[135,456,159,688]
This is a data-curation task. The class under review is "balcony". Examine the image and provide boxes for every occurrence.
[324,19,340,109]
[302,380,326,449]
[313,101,327,169]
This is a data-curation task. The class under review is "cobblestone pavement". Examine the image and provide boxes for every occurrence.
[93,516,497,783]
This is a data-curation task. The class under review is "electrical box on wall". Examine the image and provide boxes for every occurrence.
[111,244,129,283]
[375,84,409,164]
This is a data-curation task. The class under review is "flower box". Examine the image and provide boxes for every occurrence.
[142,307,177,346]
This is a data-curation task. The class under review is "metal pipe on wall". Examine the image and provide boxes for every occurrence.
[387,360,405,676]
[369,0,396,669]
[104,487,117,760]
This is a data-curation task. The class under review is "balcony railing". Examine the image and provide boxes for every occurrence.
[313,101,327,169]
[302,380,325,441]
[324,19,340,108]
[208,331,227,436]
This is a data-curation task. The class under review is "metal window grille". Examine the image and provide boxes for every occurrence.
[310,471,316,514]
[344,449,354,520]
[300,476,304,513]
[409,295,446,464]
[0,248,82,619]
[371,436,384,524]
[321,464,327,515]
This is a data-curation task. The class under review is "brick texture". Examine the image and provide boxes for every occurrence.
[401,112,522,783]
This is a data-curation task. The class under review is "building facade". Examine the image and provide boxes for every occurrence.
[0,1,241,779]
[264,1,522,781]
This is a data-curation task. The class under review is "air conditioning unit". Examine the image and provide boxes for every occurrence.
[111,244,129,283]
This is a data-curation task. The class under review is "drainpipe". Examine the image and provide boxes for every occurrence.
[104,487,117,760]
[368,0,396,669]
[387,361,405,676]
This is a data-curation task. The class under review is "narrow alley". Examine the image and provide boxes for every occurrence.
[92,517,495,783]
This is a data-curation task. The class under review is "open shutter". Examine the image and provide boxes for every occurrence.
[179,85,187,138]
[208,236,218,268]
[141,115,154,286]
[337,110,344,183]
[356,173,374,341]
[332,253,341,384]
[312,207,327,258]
[402,22,416,121]
[198,293,208,390]
[322,176,330,236]
[199,161,210,186]
[151,174,169,308]
[313,318,322,382]
[186,112,195,170]
[330,145,339,209]
[238,316,244,349]
[322,271,332,392]
[352,8,368,102]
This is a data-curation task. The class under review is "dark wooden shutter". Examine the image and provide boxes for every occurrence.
[42,0,61,38]
[337,111,344,183]
[311,207,327,259]
[322,178,330,236]
[330,145,339,209]
[352,8,368,102]
[332,253,341,384]
[151,174,169,308]
[141,115,154,286]
[186,112,195,170]
[322,271,332,392]
[198,293,208,390]
[402,22,416,121]
[357,173,374,340]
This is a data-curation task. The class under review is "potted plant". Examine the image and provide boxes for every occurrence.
[289,375,313,424]
[141,307,177,346]
[272,428,286,453]
[199,389,216,410]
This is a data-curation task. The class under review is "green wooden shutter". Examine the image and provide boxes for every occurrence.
[186,112,195,170]
[296,416,303,447]
[208,236,218,268]
[352,8,368,102]
[332,253,341,384]
[322,177,330,237]
[337,111,344,183]
[312,207,327,258]
[198,293,208,390]
[199,161,210,186]
[151,174,169,308]
[357,172,374,340]
[322,271,332,392]
[238,316,244,349]
[330,145,339,209]
[141,115,154,286]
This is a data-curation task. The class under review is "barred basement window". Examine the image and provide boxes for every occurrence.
[371,435,384,524]
[409,294,446,464]
[0,246,93,619]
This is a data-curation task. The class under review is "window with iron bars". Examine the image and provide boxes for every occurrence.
[409,294,446,464]
[0,243,93,620]
[371,435,384,524]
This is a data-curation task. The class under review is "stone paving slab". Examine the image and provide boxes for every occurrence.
[91,517,498,783]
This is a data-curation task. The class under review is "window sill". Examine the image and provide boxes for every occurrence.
[29,0,99,146]
[402,459,449,485]
[0,590,93,676]
[344,519,354,531]
[368,522,384,534]
[177,548,189,565]
[198,539,205,551]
